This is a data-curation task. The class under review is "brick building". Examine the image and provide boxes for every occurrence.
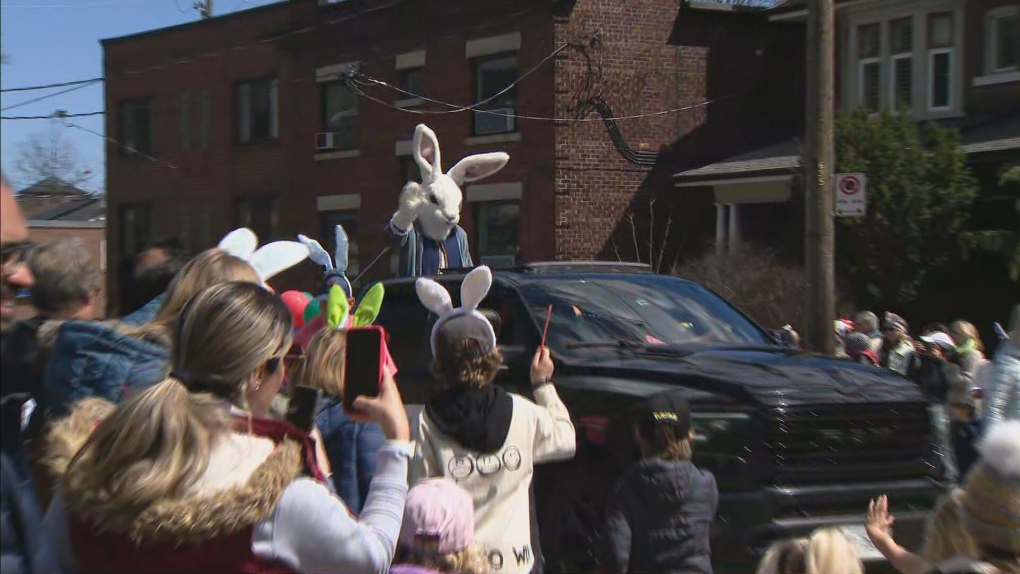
[13,179,108,320]
[101,0,800,305]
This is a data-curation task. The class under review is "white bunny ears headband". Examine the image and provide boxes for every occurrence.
[416,266,497,357]
[217,228,309,285]
[297,224,353,297]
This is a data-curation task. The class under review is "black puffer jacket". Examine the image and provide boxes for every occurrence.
[598,458,718,574]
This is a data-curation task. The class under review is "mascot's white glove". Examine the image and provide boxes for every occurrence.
[391,181,427,233]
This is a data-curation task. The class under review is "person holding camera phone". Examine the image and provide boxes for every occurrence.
[41,282,413,574]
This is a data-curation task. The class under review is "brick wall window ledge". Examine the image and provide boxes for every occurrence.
[395,98,425,109]
[972,71,1020,87]
[315,150,361,161]
[465,133,522,146]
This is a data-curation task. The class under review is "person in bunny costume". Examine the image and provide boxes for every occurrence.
[412,266,576,574]
[386,124,509,277]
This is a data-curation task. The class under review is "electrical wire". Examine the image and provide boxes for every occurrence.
[1,0,150,9]
[0,80,102,111]
[1,77,104,93]
[1,111,104,120]
[62,119,179,170]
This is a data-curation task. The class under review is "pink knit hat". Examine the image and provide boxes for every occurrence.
[399,479,475,554]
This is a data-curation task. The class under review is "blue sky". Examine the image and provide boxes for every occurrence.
[1,0,269,193]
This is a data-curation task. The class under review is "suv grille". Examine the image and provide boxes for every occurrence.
[765,403,933,484]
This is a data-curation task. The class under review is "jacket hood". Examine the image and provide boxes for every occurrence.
[46,399,304,546]
[632,458,707,505]
[425,385,513,453]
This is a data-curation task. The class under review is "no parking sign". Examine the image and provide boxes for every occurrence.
[835,173,867,217]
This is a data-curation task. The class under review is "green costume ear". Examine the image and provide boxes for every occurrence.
[326,285,349,330]
[352,283,385,327]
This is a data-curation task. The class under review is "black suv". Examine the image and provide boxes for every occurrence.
[371,262,944,573]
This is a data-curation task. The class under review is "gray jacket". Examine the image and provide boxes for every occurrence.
[980,341,1020,427]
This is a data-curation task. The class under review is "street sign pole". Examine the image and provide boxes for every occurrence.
[804,0,836,355]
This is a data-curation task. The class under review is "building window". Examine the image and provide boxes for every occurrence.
[320,210,359,277]
[473,54,518,135]
[320,81,358,151]
[236,196,279,241]
[181,93,191,151]
[475,201,519,268]
[857,23,881,112]
[928,13,954,111]
[120,98,155,156]
[119,202,154,256]
[889,18,913,108]
[236,78,278,144]
[987,8,1019,73]
[400,156,421,185]
[398,67,425,99]
[199,91,210,150]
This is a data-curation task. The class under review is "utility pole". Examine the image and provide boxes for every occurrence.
[803,0,836,355]
[195,0,213,19]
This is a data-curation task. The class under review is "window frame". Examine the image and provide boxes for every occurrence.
[118,201,155,256]
[180,93,191,151]
[927,12,955,113]
[473,200,521,268]
[397,66,426,100]
[320,80,358,152]
[235,78,279,145]
[119,97,155,157]
[855,22,882,112]
[986,7,1019,74]
[888,17,913,109]
[471,53,519,136]
[235,195,280,241]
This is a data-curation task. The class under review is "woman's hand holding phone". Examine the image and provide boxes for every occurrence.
[310,427,333,476]
[351,367,410,442]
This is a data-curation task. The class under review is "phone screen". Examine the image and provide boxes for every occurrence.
[343,327,383,412]
[286,386,321,432]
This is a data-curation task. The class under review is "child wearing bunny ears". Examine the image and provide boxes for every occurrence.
[414,266,576,574]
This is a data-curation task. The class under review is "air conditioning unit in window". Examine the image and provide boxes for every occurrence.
[474,108,515,136]
[316,132,340,151]
[480,255,516,269]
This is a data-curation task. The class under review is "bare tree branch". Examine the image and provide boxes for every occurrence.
[12,125,94,192]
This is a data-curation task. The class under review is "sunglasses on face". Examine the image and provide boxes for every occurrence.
[1,241,35,273]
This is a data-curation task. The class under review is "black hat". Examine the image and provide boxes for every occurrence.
[637,392,692,439]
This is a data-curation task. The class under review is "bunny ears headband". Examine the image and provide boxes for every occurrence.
[299,225,353,297]
[326,282,385,330]
[415,266,497,358]
[218,228,309,285]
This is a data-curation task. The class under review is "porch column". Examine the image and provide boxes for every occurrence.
[727,203,741,253]
[715,203,726,254]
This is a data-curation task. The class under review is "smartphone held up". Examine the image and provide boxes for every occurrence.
[343,325,386,413]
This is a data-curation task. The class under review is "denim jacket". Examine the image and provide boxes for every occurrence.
[315,398,386,515]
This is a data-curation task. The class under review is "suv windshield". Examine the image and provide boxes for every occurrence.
[518,275,771,352]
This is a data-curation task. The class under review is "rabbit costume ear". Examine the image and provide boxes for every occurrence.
[333,224,350,275]
[298,234,334,271]
[352,283,385,327]
[249,241,310,282]
[413,124,442,178]
[416,266,497,358]
[448,152,510,185]
[326,284,350,330]
[219,228,258,259]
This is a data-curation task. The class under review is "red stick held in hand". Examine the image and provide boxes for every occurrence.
[541,304,553,347]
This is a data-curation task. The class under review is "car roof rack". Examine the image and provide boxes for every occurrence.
[513,261,654,274]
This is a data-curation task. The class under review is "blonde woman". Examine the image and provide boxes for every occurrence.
[756,527,864,574]
[865,493,981,574]
[42,281,413,574]
[41,248,260,418]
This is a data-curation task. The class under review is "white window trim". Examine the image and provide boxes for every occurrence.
[972,70,1020,87]
[927,47,955,113]
[858,56,881,111]
[889,54,913,109]
[466,182,522,203]
[466,32,521,58]
[395,140,413,156]
[396,50,425,70]
[986,7,1019,74]
[316,194,361,212]
[316,62,359,83]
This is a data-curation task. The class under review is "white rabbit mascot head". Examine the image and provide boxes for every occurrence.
[217,228,309,287]
[400,124,509,241]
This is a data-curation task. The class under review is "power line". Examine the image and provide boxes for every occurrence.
[1,0,149,9]
[0,80,102,111]
[1,111,104,120]
[1,77,104,93]
[62,119,179,171]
